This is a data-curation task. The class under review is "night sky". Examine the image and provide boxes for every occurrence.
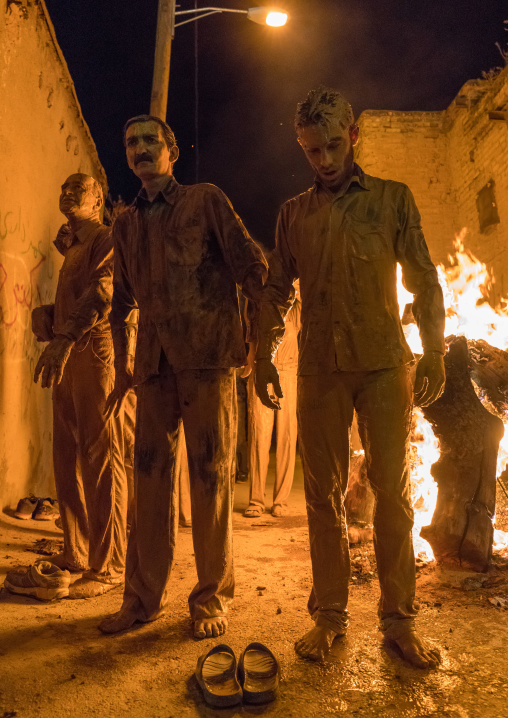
[45,0,506,246]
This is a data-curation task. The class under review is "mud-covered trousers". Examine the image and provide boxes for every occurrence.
[121,352,237,623]
[297,366,418,637]
[52,337,129,583]
[247,368,297,510]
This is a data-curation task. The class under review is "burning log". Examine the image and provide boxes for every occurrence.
[421,335,504,571]
[468,338,508,418]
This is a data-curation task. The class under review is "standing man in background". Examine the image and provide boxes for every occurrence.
[32,173,132,599]
[244,281,301,518]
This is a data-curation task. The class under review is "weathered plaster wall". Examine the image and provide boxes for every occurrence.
[0,0,106,509]
[356,67,508,299]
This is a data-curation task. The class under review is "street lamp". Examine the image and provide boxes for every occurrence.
[174,6,288,28]
[150,2,289,120]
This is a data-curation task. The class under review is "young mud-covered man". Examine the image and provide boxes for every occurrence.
[99,115,267,638]
[255,88,446,668]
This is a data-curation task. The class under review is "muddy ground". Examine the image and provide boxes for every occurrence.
[1,454,507,718]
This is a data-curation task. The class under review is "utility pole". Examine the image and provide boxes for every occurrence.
[150,0,176,120]
[148,3,288,120]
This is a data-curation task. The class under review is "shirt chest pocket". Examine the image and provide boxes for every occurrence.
[345,219,393,262]
[165,225,205,266]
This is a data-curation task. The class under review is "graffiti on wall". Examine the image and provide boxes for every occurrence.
[0,206,56,375]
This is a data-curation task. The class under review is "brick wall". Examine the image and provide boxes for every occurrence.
[356,67,508,300]
[445,71,508,301]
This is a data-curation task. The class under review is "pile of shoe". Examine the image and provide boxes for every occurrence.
[195,642,280,708]
[3,560,70,601]
[14,495,60,521]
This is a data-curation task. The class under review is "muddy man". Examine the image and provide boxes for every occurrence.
[99,115,267,638]
[32,173,133,598]
[255,87,446,668]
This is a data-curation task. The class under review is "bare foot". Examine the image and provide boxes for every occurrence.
[295,625,343,661]
[386,631,441,669]
[98,608,139,634]
[194,616,228,639]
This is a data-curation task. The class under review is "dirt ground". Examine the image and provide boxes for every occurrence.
[1,454,508,718]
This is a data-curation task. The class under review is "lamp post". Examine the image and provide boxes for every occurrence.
[150,2,288,120]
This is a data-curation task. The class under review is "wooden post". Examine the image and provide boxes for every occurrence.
[150,0,176,120]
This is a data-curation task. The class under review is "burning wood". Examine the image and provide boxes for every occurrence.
[421,335,504,571]
[344,232,508,568]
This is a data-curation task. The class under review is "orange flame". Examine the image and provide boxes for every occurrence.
[398,228,508,559]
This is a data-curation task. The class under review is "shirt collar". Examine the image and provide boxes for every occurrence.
[313,163,369,198]
[53,220,102,255]
[74,221,102,244]
[134,175,179,207]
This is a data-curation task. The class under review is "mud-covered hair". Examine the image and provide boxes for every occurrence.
[294,86,354,133]
[123,114,178,150]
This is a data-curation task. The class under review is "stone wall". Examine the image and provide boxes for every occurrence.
[0,0,105,509]
[356,66,508,300]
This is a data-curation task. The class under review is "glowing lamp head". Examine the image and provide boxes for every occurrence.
[266,11,288,27]
[247,7,288,27]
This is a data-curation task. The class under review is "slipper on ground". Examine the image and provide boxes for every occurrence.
[244,506,264,518]
[195,644,243,708]
[238,642,280,704]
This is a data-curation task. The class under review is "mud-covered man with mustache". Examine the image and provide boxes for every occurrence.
[99,115,267,638]
[255,88,446,667]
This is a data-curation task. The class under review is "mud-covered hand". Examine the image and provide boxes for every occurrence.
[34,335,73,388]
[414,351,445,407]
[104,363,134,420]
[254,358,283,410]
[31,305,55,342]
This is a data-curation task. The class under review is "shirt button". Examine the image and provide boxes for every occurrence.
[156,322,163,329]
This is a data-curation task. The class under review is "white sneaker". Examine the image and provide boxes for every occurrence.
[4,560,70,601]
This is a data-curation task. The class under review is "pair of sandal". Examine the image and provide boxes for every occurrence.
[244,504,286,518]
[195,642,280,708]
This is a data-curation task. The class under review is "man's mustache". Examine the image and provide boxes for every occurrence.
[134,153,153,166]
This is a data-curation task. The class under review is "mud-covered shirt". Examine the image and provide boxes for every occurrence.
[257,167,445,374]
[110,176,267,383]
[53,221,113,342]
